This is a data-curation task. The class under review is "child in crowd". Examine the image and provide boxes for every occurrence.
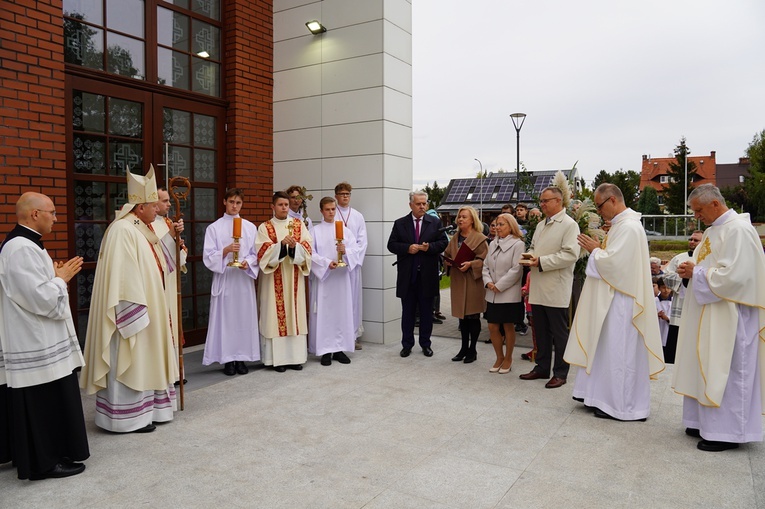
[655,277,672,352]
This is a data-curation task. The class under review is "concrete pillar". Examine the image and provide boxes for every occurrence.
[273,0,412,343]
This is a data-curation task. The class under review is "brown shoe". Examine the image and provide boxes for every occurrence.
[519,371,547,381]
[545,376,567,389]
[355,341,362,350]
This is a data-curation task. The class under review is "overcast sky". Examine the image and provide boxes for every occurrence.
[411,0,765,190]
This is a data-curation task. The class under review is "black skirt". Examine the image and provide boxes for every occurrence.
[484,301,525,324]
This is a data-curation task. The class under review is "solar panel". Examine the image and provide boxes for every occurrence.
[443,179,472,203]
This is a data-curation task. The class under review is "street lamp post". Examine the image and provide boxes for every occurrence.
[475,158,483,222]
[510,113,527,205]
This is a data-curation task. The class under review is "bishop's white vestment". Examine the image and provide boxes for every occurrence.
[81,213,178,432]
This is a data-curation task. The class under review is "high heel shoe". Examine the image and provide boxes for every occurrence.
[489,361,502,373]
[498,362,512,374]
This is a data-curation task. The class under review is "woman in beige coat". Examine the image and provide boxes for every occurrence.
[482,213,525,373]
[444,206,487,363]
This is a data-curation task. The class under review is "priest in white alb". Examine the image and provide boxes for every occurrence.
[565,183,664,422]
[256,191,312,372]
[308,197,361,366]
[673,184,765,452]
[202,188,260,376]
[81,166,178,434]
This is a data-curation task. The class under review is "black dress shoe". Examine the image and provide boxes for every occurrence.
[431,317,443,324]
[131,424,157,433]
[400,348,412,358]
[235,361,249,375]
[321,353,332,366]
[173,378,188,386]
[685,427,701,438]
[463,353,477,363]
[287,364,303,371]
[593,408,646,422]
[30,462,86,480]
[572,396,584,403]
[223,362,236,376]
[332,351,351,364]
[422,347,434,357]
[451,351,466,362]
[697,440,739,452]
[274,366,287,373]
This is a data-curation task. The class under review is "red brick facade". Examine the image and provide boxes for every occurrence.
[0,0,69,259]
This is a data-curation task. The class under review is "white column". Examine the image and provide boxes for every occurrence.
[273,0,413,343]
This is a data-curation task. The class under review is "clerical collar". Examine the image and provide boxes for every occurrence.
[1,223,44,252]
[224,213,240,219]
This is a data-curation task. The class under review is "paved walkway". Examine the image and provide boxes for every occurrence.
[2,335,763,508]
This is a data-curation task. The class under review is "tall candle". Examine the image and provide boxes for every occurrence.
[233,217,242,238]
[335,220,344,240]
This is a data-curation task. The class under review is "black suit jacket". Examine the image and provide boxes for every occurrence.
[387,213,448,299]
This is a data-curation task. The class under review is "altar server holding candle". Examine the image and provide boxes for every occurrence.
[202,188,260,376]
[308,197,361,366]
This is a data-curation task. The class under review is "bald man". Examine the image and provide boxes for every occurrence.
[0,192,89,480]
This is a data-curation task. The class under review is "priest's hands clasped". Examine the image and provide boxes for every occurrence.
[676,260,695,279]
[54,256,83,283]
[577,233,600,254]
[281,235,297,247]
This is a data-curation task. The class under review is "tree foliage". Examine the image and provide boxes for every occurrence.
[635,186,661,215]
[723,129,765,222]
[590,169,641,208]
[663,137,698,214]
[423,181,445,210]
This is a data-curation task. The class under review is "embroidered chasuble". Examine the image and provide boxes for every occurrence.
[81,214,178,395]
[256,217,312,366]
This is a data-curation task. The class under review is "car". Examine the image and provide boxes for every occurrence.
[644,229,662,236]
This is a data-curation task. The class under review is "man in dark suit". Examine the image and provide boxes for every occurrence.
[387,191,449,357]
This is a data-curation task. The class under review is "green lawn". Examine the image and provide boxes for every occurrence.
[439,275,450,290]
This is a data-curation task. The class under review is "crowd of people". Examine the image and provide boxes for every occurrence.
[1,172,763,481]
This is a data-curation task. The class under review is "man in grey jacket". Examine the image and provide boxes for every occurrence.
[518,187,580,388]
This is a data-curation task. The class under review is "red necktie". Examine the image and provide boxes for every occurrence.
[415,218,421,243]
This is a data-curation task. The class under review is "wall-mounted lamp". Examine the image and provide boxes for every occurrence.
[196,50,210,58]
[306,20,326,34]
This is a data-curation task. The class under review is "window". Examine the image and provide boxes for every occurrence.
[63,0,222,97]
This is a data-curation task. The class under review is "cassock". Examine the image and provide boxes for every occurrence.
[0,225,89,479]
[565,208,664,420]
[80,214,178,432]
[256,217,312,367]
[673,210,765,443]
[154,216,187,377]
[308,221,360,356]
[202,214,260,364]
[336,204,367,337]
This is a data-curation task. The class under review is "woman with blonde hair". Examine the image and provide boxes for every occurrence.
[482,213,525,373]
[444,206,487,363]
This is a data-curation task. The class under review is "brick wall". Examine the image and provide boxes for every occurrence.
[223,0,274,222]
[0,0,68,259]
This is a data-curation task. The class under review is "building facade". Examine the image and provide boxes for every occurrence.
[1,0,274,345]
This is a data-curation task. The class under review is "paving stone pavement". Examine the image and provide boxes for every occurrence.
[2,335,763,508]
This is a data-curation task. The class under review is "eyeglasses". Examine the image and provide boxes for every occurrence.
[595,197,611,211]
[539,197,559,205]
[36,209,57,217]
[336,192,351,197]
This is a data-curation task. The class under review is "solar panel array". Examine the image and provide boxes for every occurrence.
[441,172,567,205]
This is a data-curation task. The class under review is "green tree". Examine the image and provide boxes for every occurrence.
[423,181,445,210]
[663,137,698,214]
[635,186,661,215]
[743,129,765,221]
[589,169,640,207]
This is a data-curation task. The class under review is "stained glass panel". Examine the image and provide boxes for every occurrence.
[191,58,219,97]
[74,180,108,221]
[72,91,105,133]
[194,114,215,147]
[64,20,104,70]
[110,141,143,174]
[194,189,216,221]
[106,32,145,80]
[194,149,215,182]
[109,98,143,138]
[73,134,106,174]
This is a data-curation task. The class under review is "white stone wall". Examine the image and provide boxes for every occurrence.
[273,0,413,343]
